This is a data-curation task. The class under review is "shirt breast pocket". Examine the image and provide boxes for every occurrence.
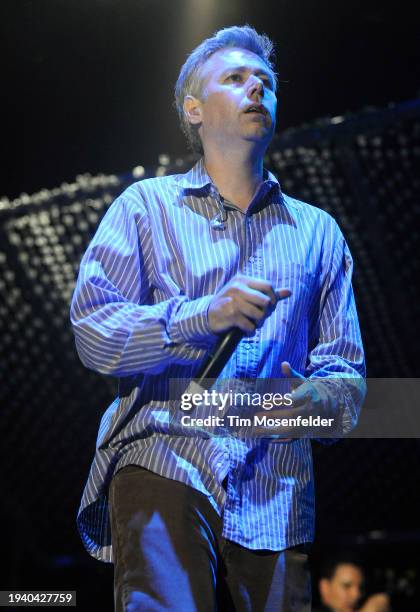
[271,262,314,338]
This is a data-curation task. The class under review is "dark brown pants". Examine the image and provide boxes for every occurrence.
[109,465,311,611]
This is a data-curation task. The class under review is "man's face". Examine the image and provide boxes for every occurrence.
[186,47,277,152]
[319,564,364,612]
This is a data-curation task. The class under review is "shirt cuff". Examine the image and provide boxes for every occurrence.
[309,377,366,437]
[167,295,219,347]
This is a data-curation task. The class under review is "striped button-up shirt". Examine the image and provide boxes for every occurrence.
[70,158,365,562]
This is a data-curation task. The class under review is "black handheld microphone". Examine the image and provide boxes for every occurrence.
[194,327,244,386]
[180,328,244,407]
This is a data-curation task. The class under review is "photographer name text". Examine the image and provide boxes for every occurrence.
[180,415,334,428]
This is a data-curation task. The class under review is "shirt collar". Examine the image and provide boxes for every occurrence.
[174,157,282,198]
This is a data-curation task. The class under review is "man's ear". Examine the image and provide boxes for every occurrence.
[183,95,203,126]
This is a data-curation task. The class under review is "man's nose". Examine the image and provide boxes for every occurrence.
[247,75,264,99]
[350,586,361,603]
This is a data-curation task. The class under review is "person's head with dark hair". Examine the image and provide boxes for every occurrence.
[318,553,365,612]
[174,25,277,155]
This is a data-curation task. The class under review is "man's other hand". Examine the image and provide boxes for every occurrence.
[360,593,391,612]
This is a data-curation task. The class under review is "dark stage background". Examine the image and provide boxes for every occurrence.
[2,1,420,610]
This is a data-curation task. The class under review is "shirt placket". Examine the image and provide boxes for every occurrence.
[236,210,261,383]
[222,198,267,540]
[207,187,237,502]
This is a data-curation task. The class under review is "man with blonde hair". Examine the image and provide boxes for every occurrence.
[71,25,365,611]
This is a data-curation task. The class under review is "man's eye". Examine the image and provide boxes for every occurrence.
[226,74,242,82]
[260,77,274,89]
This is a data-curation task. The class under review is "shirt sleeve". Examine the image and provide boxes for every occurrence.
[304,217,366,436]
[70,190,218,377]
